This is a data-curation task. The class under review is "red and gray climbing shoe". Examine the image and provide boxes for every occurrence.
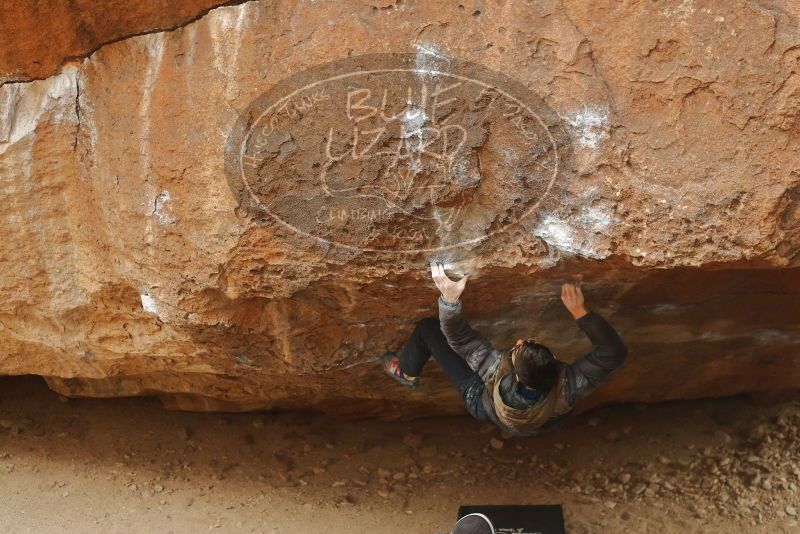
[381,353,419,389]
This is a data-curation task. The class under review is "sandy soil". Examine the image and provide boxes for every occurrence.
[0,376,798,534]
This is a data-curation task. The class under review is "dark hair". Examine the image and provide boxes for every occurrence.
[513,342,558,392]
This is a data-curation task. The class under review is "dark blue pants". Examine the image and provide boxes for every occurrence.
[398,318,491,423]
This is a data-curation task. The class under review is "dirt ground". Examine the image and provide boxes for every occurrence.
[1,376,799,534]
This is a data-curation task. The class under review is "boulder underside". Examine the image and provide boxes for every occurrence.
[0,0,798,417]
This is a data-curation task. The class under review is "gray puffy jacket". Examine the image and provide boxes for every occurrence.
[438,297,628,435]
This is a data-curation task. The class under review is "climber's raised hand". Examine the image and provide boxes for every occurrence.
[430,262,469,304]
[561,282,589,320]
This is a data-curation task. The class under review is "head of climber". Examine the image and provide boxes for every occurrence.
[511,338,559,392]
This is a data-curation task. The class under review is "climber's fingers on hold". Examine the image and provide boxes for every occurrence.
[562,283,578,307]
[561,283,569,301]
[430,262,445,281]
[430,262,445,290]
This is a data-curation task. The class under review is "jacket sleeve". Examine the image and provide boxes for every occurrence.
[565,311,628,406]
[438,297,502,380]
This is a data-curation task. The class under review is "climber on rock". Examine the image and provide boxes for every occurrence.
[381,263,627,437]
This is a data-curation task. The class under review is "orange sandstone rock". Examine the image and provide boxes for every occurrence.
[0,1,798,417]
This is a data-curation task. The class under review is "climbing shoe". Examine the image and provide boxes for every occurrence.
[381,353,419,389]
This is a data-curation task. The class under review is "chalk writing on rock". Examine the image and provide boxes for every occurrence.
[225,53,570,253]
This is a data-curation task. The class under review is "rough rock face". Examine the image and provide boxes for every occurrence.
[1,0,798,418]
[0,0,241,83]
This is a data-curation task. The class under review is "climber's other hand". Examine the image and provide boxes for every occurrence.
[561,283,588,320]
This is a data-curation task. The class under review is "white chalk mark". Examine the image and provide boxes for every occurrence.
[413,43,450,64]
[141,33,166,246]
[140,33,165,177]
[535,204,615,259]
[401,105,427,138]
[577,205,613,233]
[536,215,578,252]
[0,66,79,154]
[153,190,176,224]
[141,34,166,127]
[413,43,450,79]
[208,5,248,82]
[568,105,609,149]
[140,290,159,315]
